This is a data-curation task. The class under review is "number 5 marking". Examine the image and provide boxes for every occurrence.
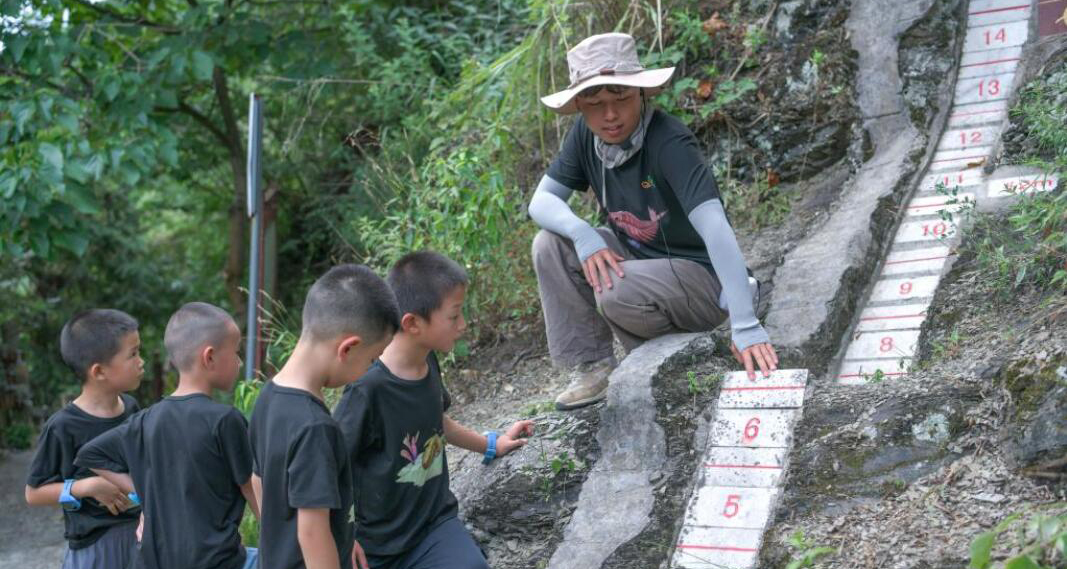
[723,494,741,518]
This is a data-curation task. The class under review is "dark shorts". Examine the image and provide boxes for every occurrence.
[62,522,138,569]
[365,516,488,569]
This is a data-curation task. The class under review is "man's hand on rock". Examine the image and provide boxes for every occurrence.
[731,341,779,380]
[497,419,536,456]
[583,249,625,293]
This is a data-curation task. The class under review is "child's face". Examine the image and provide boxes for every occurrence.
[420,285,467,353]
[328,333,392,388]
[210,322,243,391]
[98,331,144,392]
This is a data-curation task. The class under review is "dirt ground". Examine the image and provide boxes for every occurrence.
[0,449,67,569]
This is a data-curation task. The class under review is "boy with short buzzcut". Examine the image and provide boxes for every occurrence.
[25,308,144,569]
[334,252,535,569]
[250,264,400,569]
[75,302,259,569]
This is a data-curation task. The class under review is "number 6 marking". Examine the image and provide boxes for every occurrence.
[723,494,741,518]
[742,418,760,443]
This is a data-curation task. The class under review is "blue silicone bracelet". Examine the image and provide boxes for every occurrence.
[482,431,498,465]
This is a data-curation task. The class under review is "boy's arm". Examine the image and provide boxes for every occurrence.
[240,479,260,520]
[89,469,135,494]
[217,410,258,519]
[296,508,340,569]
[443,415,534,457]
[25,477,130,515]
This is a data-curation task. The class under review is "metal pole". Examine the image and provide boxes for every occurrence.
[245,94,263,381]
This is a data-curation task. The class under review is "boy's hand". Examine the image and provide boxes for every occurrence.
[496,420,535,457]
[76,477,132,515]
[352,540,369,569]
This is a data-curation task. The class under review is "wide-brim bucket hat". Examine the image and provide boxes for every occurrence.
[541,33,675,115]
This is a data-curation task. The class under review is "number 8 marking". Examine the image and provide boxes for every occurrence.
[880,337,894,353]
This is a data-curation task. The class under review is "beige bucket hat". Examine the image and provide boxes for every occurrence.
[541,33,675,115]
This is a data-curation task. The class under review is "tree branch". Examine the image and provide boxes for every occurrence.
[70,0,182,34]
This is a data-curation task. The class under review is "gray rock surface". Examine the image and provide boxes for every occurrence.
[764,0,950,365]
[546,333,702,569]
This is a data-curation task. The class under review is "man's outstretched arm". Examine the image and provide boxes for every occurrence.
[688,198,778,378]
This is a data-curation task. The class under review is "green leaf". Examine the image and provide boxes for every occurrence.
[103,80,121,102]
[55,112,79,133]
[65,160,90,184]
[191,50,214,81]
[53,231,89,257]
[29,231,49,258]
[1003,555,1040,569]
[969,531,995,569]
[7,35,30,63]
[64,186,100,215]
[38,143,64,173]
[11,101,35,134]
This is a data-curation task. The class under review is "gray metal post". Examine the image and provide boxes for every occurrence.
[245,94,263,381]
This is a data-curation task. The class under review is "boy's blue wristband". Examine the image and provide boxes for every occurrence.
[59,479,81,511]
[482,431,498,465]
[127,492,141,507]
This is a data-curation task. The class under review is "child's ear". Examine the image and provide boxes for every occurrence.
[338,335,363,359]
[400,313,421,334]
[88,363,106,383]
[202,345,216,368]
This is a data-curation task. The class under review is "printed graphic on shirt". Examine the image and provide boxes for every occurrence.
[608,206,667,243]
[396,432,446,487]
[640,175,655,190]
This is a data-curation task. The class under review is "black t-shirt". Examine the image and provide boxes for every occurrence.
[546,109,723,272]
[249,381,354,569]
[333,353,458,557]
[74,394,253,569]
[26,393,142,549]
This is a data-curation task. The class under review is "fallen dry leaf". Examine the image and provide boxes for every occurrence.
[696,79,714,99]
[702,12,728,37]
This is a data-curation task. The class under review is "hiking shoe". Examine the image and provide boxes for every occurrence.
[555,357,616,411]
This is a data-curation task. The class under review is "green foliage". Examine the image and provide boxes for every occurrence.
[968,504,1067,569]
[717,168,792,230]
[2,421,34,449]
[685,370,720,395]
[785,529,837,569]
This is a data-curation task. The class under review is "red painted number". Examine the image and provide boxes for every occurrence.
[723,494,742,518]
[983,28,1006,45]
[942,174,963,186]
[922,222,947,237]
[978,79,1001,97]
[959,131,982,145]
[899,282,913,295]
[742,418,760,443]
[880,337,894,353]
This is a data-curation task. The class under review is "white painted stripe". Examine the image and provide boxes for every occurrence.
[683,485,778,529]
[920,169,983,192]
[987,174,1060,198]
[709,409,799,448]
[939,125,999,150]
[701,447,787,488]
[870,274,942,302]
[967,1,1032,27]
[882,246,953,276]
[963,20,1029,53]
[954,73,1016,105]
[844,330,920,360]
[929,146,993,172]
[904,193,975,217]
[717,369,807,409]
[837,359,911,385]
[673,526,762,569]
[959,46,1023,78]
[947,100,1009,128]
[855,302,931,332]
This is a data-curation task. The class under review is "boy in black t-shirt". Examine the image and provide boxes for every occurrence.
[334,252,535,569]
[75,302,259,569]
[25,309,144,569]
[250,264,400,569]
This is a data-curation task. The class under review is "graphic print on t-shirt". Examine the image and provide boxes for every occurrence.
[608,206,667,243]
[395,431,446,487]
